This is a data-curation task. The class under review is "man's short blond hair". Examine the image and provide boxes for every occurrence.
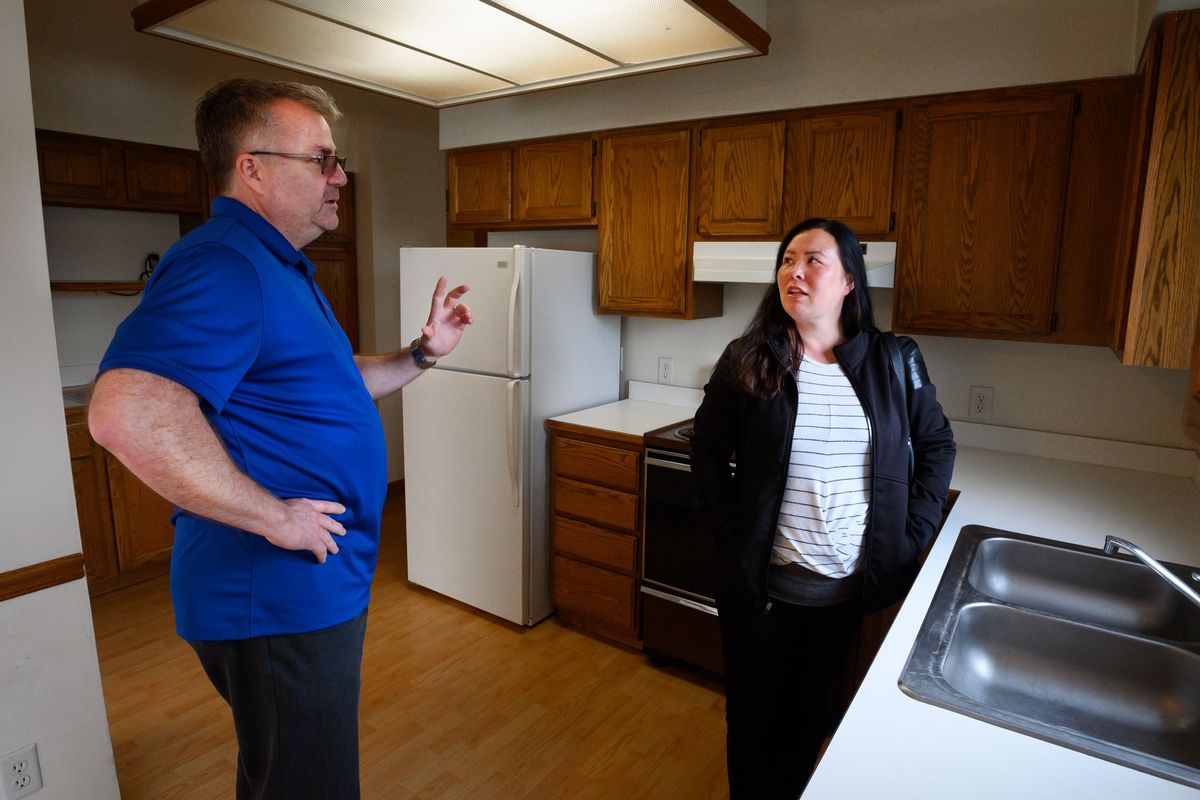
[195,78,342,193]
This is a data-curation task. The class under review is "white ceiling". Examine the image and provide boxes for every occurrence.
[132,0,770,107]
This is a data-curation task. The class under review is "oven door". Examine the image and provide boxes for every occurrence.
[641,448,725,674]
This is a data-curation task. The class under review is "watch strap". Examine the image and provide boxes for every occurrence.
[410,338,436,369]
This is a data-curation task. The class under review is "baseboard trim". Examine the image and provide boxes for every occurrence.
[0,553,86,603]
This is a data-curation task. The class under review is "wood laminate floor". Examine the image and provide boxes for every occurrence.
[90,496,729,799]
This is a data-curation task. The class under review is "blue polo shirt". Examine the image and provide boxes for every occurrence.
[98,197,387,641]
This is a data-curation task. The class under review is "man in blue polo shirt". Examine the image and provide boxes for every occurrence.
[88,78,472,800]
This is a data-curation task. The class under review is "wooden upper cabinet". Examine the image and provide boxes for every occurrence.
[598,127,721,319]
[894,90,1074,336]
[1052,79,1141,347]
[784,107,899,237]
[448,137,595,227]
[514,137,595,223]
[1121,9,1200,369]
[123,144,205,211]
[695,120,785,237]
[448,147,512,225]
[36,129,206,214]
[37,130,126,206]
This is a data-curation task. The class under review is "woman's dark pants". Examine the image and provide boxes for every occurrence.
[718,597,860,800]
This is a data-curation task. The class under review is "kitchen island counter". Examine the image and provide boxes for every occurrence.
[805,443,1200,799]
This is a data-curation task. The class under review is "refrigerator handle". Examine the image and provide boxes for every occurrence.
[507,262,522,376]
[506,379,522,508]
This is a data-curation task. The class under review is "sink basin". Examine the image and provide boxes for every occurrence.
[967,536,1200,641]
[900,525,1200,789]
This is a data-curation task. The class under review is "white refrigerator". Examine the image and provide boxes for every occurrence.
[398,246,620,625]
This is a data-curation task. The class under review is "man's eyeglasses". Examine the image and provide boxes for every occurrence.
[249,151,348,175]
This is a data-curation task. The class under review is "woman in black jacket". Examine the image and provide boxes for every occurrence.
[691,218,955,799]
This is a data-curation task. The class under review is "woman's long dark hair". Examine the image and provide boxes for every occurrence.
[728,218,877,398]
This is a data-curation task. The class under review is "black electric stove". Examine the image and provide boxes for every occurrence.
[640,419,724,676]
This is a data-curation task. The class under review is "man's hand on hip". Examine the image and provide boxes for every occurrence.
[270,498,348,563]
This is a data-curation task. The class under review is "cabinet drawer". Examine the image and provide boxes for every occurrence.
[553,515,637,574]
[553,437,639,492]
[553,476,638,533]
[552,555,635,632]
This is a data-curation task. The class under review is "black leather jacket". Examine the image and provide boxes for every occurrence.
[691,329,956,614]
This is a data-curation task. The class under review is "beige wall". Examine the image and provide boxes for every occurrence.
[24,0,446,479]
[471,0,1194,450]
[440,0,1142,148]
[1,0,120,796]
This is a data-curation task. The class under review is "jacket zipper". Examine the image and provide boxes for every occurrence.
[835,348,877,612]
[762,347,799,615]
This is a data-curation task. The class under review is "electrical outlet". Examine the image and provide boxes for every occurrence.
[657,356,673,385]
[1,743,43,799]
[968,385,994,421]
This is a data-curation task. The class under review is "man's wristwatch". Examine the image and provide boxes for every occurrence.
[410,338,436,369]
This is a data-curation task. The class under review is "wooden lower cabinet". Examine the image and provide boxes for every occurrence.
[67,405,173,595]
[107,458,175,571]
[547,423,645,648]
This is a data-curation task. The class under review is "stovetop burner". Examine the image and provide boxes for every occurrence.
[643,419,696,454]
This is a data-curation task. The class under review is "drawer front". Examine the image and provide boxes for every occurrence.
[554,437,639,493]
[553,515,637,574]
[552,555,635,632]
[66,420,92,459]
[554,476,638,532]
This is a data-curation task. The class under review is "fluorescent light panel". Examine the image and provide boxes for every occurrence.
[495,0,745,64]
[138,0,766,107]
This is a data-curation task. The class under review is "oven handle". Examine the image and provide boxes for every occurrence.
[641,585,719,616]
[645,451,692,472]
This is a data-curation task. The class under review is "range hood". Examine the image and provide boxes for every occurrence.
[693,240,898,287]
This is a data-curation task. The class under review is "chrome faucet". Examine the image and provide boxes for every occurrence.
[1103,535,1200,609]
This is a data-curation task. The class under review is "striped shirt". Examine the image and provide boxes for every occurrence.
[771,356,872,578]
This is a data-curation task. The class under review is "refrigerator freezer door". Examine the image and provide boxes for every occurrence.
[399,247,529,377]
[402,368,531,625]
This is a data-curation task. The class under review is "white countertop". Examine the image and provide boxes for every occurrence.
[805,445,1200,799]
[548,381,702,438]
[552,389,1200,797]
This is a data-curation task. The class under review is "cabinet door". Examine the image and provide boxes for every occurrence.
[67,417,120,585]
[785,108,898,236]
[448,147,512,225]
[106,458,174,572]
[36,130,125,206]
[123,145,205,212]
[895,91,1073,335]
[514,138,595,222]
[1122,9,1200,368]
[1053,80,1140,347]
[599,128,721,318]
[307,248,359,352]
[696,120,785,237]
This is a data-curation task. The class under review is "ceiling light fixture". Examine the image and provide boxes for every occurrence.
[132,0,770,108]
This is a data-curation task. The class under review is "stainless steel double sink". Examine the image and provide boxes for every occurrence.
[900,525,1200,788]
